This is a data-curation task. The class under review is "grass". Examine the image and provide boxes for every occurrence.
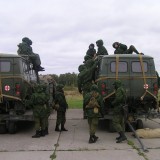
[64,87,83,109]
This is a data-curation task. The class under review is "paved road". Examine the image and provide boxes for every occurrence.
[0,109,160,160]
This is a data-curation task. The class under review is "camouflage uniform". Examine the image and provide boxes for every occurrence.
[112,80,127,143]
[96,39,108,56]
[78,60,97,113]
[55,84,68,131]
[112,42,141,55]
[84,84,103,143]
[17,37,44,71]
[86,43,96,58]
[30,84,49,138]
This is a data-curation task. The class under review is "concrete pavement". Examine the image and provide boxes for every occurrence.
[0,109,160,160]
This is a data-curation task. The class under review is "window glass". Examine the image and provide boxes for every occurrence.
[0,61,11,72]
[132,62,148,72]
[111,61,127,72]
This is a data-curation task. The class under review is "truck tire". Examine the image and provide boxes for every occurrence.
[136,119,143,129]
[0,123,7,134]
[8,122,17,134]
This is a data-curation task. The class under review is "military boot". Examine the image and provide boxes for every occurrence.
[89,135,95,143]
[116,133,121,140]
[32,130,41,138]
[93,135,99,142]
[61,124,68,131]
[55,125,60,132]
[116,132,127,143]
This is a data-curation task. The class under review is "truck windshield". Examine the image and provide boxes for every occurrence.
[0,61,10,72]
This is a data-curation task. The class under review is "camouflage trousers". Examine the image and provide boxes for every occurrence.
[88,117,98,135]
[112,113,125,132]
[56,111,66,126]
[34,117,46,130]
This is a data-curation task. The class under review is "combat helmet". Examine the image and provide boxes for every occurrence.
[96,39,103,47]
[22,37,32,45]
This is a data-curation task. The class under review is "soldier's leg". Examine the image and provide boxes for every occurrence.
[127,45,140,54]
[61,112,68,131]
[32,117,41,138]
[88,117,95,143]
[92,117,99,142]
[55,111,61,131]
[112,114,123,132]
[40,117,46,136]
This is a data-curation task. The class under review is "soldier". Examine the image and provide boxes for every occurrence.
[112,42,143,55]
[54,84,68,132]
[78,60,98,115]
[96,39,108,56]
[44,76,56,134]
[17,37,45,71]
[86,43,96,58]
[112,80,127,143]
[31,84,49,138]
[84,84,103,143]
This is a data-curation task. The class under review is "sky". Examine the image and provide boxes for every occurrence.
[0,0,160,75]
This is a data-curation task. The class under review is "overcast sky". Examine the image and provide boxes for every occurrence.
[0,0,160,75]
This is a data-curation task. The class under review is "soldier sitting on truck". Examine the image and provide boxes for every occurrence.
[112,42,143,55]
[17,37,45,72]
[86,43,96,58]
[96,39,108,56]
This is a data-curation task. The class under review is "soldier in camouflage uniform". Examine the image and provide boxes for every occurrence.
[84,84,103,143]
[78,60,98,114]
[96,39,108,56]
[30,84,49,138]
[54,84,68,132]
[112,42,143,55]
[112,80,127,143]
[86,43,96,58]
[17,37,44,71]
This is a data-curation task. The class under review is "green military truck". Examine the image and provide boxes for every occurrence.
[0,53,39,133]
[96,54,159,131]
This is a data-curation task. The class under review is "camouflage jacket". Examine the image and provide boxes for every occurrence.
[114,43,127,54]
[55,91,68,112]
[84,91,103,118]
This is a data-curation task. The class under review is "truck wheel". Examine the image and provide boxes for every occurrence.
[136,119,143,129]
[8,122,17,134]
[0,123,7,134]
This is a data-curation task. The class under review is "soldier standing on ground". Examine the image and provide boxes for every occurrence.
[112,42,143,55]
[112,80,127,143]
[30,84,49,138]
[54,84,68,132]
[96,39,108,56]
[84,84,103,143]
[77,60,98,116]
[17,37,45,71]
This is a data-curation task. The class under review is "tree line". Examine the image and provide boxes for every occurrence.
[40,72,78,87]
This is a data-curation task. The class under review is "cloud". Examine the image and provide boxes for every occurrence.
[0,0,160,74]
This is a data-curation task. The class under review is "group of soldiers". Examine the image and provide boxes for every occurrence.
[17,37,68,138]
[77,39,142,143]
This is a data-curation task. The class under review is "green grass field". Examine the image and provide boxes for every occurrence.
[64,87,83,109]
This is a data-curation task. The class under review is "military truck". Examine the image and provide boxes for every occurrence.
[95,54,159,131]
[0,53,39,133]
